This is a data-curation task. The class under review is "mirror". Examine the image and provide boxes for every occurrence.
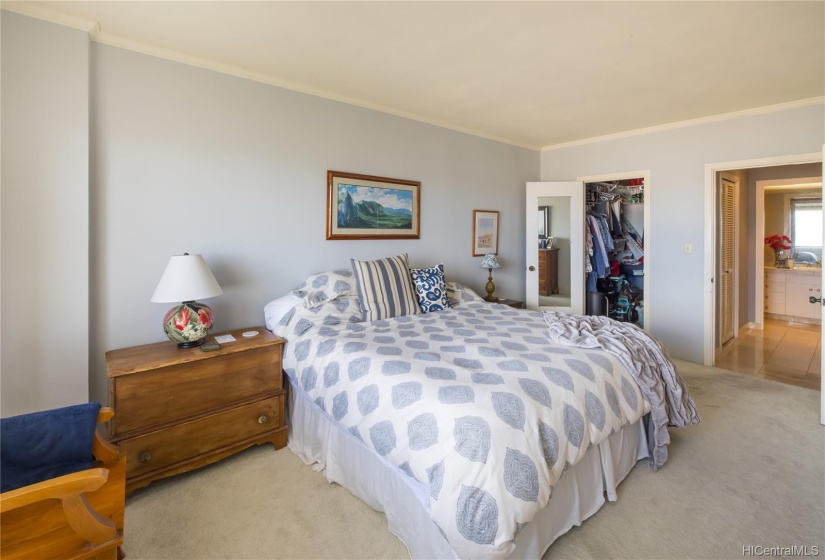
[537,196,571,308]
[538,206,549,239]
[764,185,823,267]
[791,197,822,264]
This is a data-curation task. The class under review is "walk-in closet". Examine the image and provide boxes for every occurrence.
[584,179,645,327]
[526,175,648,328]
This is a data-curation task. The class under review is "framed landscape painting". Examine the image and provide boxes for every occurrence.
[472,210,499,256]
[327,171,421,240]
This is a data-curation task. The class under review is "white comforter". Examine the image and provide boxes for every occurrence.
[278,297,650,559]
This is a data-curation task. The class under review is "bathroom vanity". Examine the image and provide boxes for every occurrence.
[764,266,822,323]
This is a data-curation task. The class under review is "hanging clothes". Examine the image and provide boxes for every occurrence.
[586,271,597,293]
[587,215,609,276]
[585,221,594,274]
[610,199,622,234]
[597,216,614,251]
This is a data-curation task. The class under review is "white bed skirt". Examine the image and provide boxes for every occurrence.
[286,376,649,560]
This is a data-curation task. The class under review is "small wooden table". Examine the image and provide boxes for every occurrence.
[105,327,287,495]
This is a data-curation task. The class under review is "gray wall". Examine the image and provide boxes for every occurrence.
[1,13,90,416]
[89,43,539,403]
[764,192,786,249]
[1,13,91,416]
[541,104,824,363]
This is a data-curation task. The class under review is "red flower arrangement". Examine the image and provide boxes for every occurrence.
[764,234,791,251]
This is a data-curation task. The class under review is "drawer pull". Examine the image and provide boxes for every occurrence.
[258,415,269,424]
[139,451,152,464]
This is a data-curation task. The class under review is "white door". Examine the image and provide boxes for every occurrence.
[526,182,585,314]
[718,176,736,345]
[821,145,824,426]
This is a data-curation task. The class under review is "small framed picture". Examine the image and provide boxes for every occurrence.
[327,170,421,240]
[472,210,499,256]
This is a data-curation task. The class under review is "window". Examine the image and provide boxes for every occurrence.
[791,197,822,261]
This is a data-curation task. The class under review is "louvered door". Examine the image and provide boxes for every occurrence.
[719,177,736,345]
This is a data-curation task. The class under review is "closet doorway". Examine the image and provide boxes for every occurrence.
[525,170,650,332]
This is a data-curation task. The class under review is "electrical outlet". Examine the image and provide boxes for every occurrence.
[684,243,693,254]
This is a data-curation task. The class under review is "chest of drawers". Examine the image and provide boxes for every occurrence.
[539,248,559,297]
[106,328,287,495]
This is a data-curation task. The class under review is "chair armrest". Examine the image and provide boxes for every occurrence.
[94,407,121,464]
[97,407,114,424]
[1,468,118,547]
[0,468,108,514]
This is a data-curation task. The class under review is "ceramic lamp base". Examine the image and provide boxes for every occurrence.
[162,301,215,348]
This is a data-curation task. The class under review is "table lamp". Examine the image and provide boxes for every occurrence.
[480,253,501,302]
[151,253,223,348]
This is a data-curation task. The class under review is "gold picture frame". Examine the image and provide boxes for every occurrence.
[327,171,421,240]
[472,210,499,256]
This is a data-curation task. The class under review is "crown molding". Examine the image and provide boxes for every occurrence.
[1,2,539,151]
[4,2,822,154]
[541,97,825,152]
[1,2,100,36]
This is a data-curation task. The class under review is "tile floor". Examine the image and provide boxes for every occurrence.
[715,319,822,391]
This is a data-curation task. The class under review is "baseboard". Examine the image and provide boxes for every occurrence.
[744,321,763,331]
[764,313,821,326]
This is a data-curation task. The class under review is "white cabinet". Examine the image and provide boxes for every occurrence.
[765,268,822,320]
[765,291,786,315]
[764,269,786,315]
[785,281,821,319]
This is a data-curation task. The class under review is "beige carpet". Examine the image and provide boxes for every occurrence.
[123,360,824,559]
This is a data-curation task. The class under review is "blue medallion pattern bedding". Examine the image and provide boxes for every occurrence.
[274,283,655,559]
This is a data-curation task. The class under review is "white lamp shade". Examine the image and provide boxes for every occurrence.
[150,254,223,303]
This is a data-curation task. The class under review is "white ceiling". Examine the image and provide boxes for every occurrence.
[5,1,824,150]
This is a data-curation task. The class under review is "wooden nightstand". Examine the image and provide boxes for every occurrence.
[493,298,525,309]
[105,327,287,496]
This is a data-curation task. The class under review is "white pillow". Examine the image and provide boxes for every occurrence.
[446,282,485,306]
[292,269,356,309]
[264,293,302,334]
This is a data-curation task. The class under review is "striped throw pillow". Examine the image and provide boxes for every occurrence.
[351,254,421,321]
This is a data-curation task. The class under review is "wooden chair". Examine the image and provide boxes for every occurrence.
[0,407,125,560]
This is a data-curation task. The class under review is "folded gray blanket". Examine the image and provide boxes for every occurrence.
[542,311,700,470]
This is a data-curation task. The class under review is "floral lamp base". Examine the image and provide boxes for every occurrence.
[163,301,214,348]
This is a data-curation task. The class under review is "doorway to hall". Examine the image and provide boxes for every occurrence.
[713,162,822,390]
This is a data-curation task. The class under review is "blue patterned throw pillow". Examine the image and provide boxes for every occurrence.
[410,264,452,313]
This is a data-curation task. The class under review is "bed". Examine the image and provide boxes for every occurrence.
[265,268,690,559]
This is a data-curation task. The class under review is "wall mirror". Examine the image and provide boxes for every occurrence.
[538,206,550,239]
[790,196,823,263]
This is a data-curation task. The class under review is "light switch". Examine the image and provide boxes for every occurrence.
[684,243,693,254]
